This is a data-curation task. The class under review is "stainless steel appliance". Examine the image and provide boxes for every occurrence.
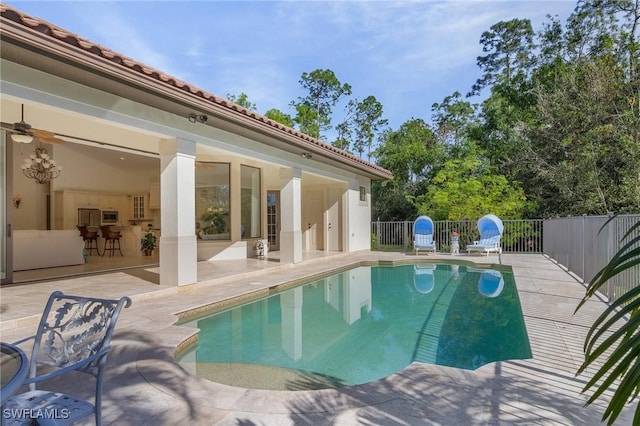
[78,208,101,227]
[101,210,119,224]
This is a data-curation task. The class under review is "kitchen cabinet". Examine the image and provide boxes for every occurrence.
[53,190,128,229]
[131,194,147,220]
[149,183,160,209]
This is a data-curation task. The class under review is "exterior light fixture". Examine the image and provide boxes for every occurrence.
[301,152,312,159]
[188,114,208,123]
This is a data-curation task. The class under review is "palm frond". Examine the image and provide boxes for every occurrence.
[576,217,640,425]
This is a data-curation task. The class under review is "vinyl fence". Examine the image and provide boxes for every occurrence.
[543,215,640,301]
[371,219,543,254]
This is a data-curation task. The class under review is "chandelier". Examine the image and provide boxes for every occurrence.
[21,147,63,184]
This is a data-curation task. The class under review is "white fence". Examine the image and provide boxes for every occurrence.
[543,215,640,301]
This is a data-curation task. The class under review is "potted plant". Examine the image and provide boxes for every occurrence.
[141,231,157,256]
[201,208,227,235]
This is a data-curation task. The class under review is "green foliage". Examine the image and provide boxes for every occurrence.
[264,108,294,128]
[292,68,352,140]
[335,96,388,159]
[470,18,535,96]
[226,93,257,111]
[140,232,157,251]
[576,218,640,425]
[416,153,528,221]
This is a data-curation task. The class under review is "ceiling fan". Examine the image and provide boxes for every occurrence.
[1,104,66,144]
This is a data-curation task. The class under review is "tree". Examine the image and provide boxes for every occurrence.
[528,57,640,215]
[372,119,443,221]
[226,93,257,110]
[291,69,352,139]
[431,91,479,146]
[469,18,536,96]
[415,150,528,221]
[264,108,294,128]
[334,96,388,159]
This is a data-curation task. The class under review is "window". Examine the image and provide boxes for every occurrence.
[195,163,230,240]
[241,165,261,239]
[359,186,367,202]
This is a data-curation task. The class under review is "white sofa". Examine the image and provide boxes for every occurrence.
[13,230,85,271]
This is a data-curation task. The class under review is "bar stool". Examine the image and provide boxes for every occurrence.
[77,225,101,256]
[100,225,123,257]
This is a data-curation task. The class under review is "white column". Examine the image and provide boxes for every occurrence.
[159,138,197,286]
[279,167,302,264]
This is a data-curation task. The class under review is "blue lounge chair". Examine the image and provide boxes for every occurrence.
[414,264,436,293]
[467,214,503,256]
[413,216,436,255]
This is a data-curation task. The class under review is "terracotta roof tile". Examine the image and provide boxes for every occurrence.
[0,3,392,178]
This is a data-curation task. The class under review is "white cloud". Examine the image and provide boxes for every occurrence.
[9,0,577,129]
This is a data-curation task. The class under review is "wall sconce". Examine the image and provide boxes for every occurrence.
[188,114,208,123]
[301,152,312,159]
[13,194,22,209]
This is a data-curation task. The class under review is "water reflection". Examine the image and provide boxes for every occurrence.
[182,264,530,387]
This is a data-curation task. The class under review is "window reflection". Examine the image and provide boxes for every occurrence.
[241,165,261,239]
[196,163,230,240]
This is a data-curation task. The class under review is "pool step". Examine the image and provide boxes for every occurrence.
[413,278,460,364]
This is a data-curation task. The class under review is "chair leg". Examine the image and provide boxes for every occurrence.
[115,238,123,256]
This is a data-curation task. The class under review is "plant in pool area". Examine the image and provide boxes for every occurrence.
[576,217,640,425]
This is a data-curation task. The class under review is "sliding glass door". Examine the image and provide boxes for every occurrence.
[1,133,13,284]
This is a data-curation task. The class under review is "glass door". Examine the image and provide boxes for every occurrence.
[1,132,13,284]
[267,191,280,251]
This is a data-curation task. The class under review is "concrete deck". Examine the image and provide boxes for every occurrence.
[0,252,635,425]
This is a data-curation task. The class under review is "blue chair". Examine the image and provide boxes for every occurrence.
[467,214,504,256]
[413,216,436,255]
[2,291,131,426]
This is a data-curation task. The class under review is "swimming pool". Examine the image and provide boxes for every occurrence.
[178,263,531,390]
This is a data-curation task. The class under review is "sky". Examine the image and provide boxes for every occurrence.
[7,0,578,140]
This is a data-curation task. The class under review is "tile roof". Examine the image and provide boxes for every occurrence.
[0,3,392,179]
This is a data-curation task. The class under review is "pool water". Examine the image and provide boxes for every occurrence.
[178,263,531,389]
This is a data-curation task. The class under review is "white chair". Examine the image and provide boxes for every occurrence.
[413,216,436,255]
[467,214,503,256]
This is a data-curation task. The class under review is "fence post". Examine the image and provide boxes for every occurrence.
[404,221,410,252]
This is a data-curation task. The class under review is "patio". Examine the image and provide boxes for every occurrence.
[0,252,635,425]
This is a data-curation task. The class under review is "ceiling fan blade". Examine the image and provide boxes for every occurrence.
[195,161,214,169]
[29,128,56,139]
[37,135,66,144]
